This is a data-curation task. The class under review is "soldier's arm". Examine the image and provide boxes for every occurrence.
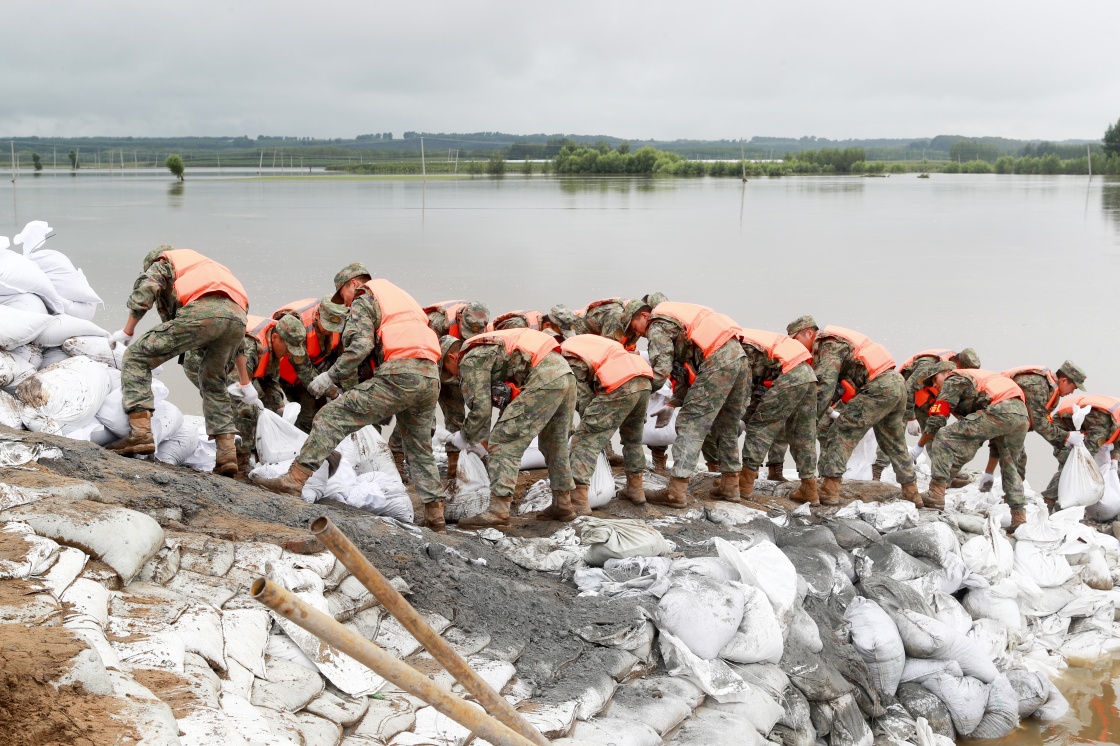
[813,339,846,417]
[459,350,496,444]
[329,295,378,386]
[566,358,596,415]
[1025,380,1070,448]
[1082,411,1113,454]
[903,365,928,421]
[646,320,676,392]
[923,376,968,438]
[597,309,627,344]
[125,260,174,319]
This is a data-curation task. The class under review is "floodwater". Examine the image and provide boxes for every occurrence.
[1,169,1120,742]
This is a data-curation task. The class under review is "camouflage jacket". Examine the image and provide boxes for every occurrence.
[327,293,437,391]
[126,258,244,323]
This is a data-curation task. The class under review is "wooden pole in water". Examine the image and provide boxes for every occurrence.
[421,137,427,181]
[258,150,263,175]
[10,141,16,182]
[740,139,747,181]
[1088,145,1093,179]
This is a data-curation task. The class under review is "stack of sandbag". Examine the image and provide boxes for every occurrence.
[12,220,102,319]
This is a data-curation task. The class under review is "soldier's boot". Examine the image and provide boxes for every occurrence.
[950,474,971,489]
[871,464,884,482]
[900,480,923,509]
[646,477,689,509]
[607,447,624,468]
[446,450,459,481]
[571,485,592,517]
[790,478,819,506]
[621,473,647,505]
[1007,508,1027,535]
[537,489,577,521]
[234,452,252,482]
[921,480,948,510]
[393,452,409,484]
[253,462,314,496]
[739,467,759,498]
[423,501,447,534]
[709,473,741,502]
[214,434,238,477]
[106,411,156,456]
[767,464,788,483]
[705,460,720,473]
[460,496,512,528]
[819,476,843,506]
[650,448,668,475]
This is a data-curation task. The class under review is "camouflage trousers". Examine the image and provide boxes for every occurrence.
[183,350,260,456]
[488,372,576,498]
[873,404,931,471]
[740,366,817,479]
[388,382,465,455]
[571,378,651,484]
[819,369,916,484]
[297,366,448,504]
[122,306,244,438]
[930,399,1029,508]
[673,356,750,478]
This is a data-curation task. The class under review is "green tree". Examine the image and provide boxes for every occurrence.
[486,153,506,175]
[68,149,78,169]
[618,141,631,155]
[165,154,185,181]
[1104,117,1120,157]
[520,158,533,175]
[32,153,42,171]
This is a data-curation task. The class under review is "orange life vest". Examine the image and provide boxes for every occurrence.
[900,349,955,373]
[423,300,467,339]
[817,326,895,380]
[651,302,742,358]
[162,249,249,311]
[462,328,559,367]
[1055,394,1120,444]
[272,298,342,385]
[363,280,441,363]
[948,369,1026,406]
[246,315,277,379]
[738,329,813,375]
[1002,366,1060,410]
[488,310,543,331]
[560,335,653,393]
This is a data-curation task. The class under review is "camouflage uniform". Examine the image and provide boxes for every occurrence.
[273,306,346,433]
[1044,408,1116,498]
[427,301,489,340]
[814,335,916,484]
[121,255,245,438]
[295,291,447,505]
[647,318,750,478]
[740,361,818,479]
[988,371,1071,487]
[459,346,576,499]
[923,373,1029,509]
[491,311,541,331]
[566,356,652,483]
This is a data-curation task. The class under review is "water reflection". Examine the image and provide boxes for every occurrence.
[168,181,184,204]
[557,176,660,194]
[1100,179,1120,233]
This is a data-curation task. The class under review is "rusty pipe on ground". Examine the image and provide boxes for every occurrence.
[310,516,550,746]
[251,579,540,746]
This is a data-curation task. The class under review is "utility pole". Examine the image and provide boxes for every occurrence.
[53,146,57,171]
[258,149,263,175]
[11,141,16,182]
[420,137,426,181]
[1088,145,1093,179]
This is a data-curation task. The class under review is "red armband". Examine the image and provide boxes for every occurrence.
[839,380,857,403]
[508,383,521,401]
[928,400,951,418]
[762,380,774,389]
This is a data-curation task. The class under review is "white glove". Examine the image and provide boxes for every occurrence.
[906,420,921,437]
[653,405,675,429]
[449,432,487,457]
[108,329,133,349]
[308,371,334,398]
[978,472,995,493]
[829,409,841,421]
[239,383,263,410]
[909,443,925,462]
[1065,431,1085,448]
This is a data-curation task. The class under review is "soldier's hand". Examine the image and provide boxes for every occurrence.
[978,473,995,493]
[908,443,925,463]
[308,371,334,398]
[652,405,675,429]
[238,383,263,410]
[828,408,841,421]
[108,329,134,349]
[906,420,921,437]
[1065,431,1084,449]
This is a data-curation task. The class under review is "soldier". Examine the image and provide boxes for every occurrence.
[788,316,920,507]
[446,328,577,527]
[106,247,253,477]
[872,347,981,482]
[735,329,820,504]
[253,264,450,532]
[915,365,1030,529]
[424,300,490,341]
[270,297,348,432]
[979,361,1084,499]
[633,301,751,508]
[490,309,544,331]
[1050,393,1120,501]
[561,335,654,513]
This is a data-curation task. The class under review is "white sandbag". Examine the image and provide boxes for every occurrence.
[845,596,905,696]
[714,537,798,623]
[7,343,43,368]
[0,305,53,349]
[900,658,962,685]
[446,451,490,522]
[919,673,988,736]
[1013,538,1074,588]
[929,591,974,637]
[337,425,400,479]
[1032,678,1070,721]
[960,514,1014,583]
[843,429,877,480]
[33,314,109,348]
[1059,420,1105,508]
[719,583,783,664]
[0,390,20,427]
[152,400,185,448]
[643,381,677,447]
[0,292,48,315]
[334,471,414,522]
[65,301,98,321]
[0,350,35,388]
[520,436,547,469]
[658,574,745,660]
[1087,455,1120,521]
[961,580,1024,632]
[95,372,130,438]
[914,716,955,746]
[39,346,70,368]
[156,419,201,466]
[24,247,103,304]
[16,356,111,435]
[62,336,121,367]
[588,451,616,508]
[256,407,308,465]
[582,517,671,566]
[658,629,760,703]
[0,248,67,313]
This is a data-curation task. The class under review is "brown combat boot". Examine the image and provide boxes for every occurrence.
[393,452,409,483]
[790,478,819,506]
[871,464,884,482]
[650,448,668,475]
[571,485,592,516]
[900,480,923,508]
[767,464,787,483]
[423,501,447,533]
[537,487,577,520]
[460,496,512,528]
[621,472,647,504]
[950,474,971,489]
[739,467,759,498]
[705,460,720,473]
[646,477,689,509]
[214,434,238,477]
[234,452,252,482]
[106,411,156,456]
[253,462,314,496]
[1007,508,1027,535]
[819,476,843,506]
[921,480,948,510]
[445,450,459,480]
[710,473,741,502]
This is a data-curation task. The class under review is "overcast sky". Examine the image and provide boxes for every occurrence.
[4,1,1117,142]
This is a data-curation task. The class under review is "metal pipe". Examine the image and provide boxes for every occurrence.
[310,516,550,746]
[251,579,539,746]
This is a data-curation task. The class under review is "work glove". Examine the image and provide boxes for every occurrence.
[652,405,675,429]
[308,371,334,398]
[108,329,133,349]
[906,420,921,437]
[239,383,263,410]
[978,472,995,493]
[1065,431,1085,448]
[449,431,487,457]
[829,408,841,421]
[909,443,925,463]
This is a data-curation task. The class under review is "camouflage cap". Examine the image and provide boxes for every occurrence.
[642,292,669,309]
[1057,360,1087,389]
[458,302,490,338]
[955,347,981,369]
[547,304,582,334]
[439,334,462,362]
[332,262,371,292]
[142,244,173,271]
[274,314,308,358]
[786,315,818,336]
[621,298,652,329]
[920,360,957,383]
[316,297,348,334]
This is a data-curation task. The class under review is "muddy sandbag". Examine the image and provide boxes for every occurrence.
[826,518,882,550]
[607,683,693,736]
[0,350,35,388]
[845,596,905,696]
[890,609,998,683]
[726,662,790,700]
[669,707,768,746]
[919,673,987,736]
[827,692,874,746]
[658,574,745,660]
[970,674,1019,739]
[16,356,110,434]
[858,574,934,617]
[0,498,163,584]
[929,591,973,637]
[772,684,816,746]
[1032,678,1070,721]
[778,641,853,702]
[884,522,960,566]
[897,682,956,740]
[775,524,839,549]
[1005,669,1049,718]
[704,692,785,737]
[0,390,21,427]
[900,658,962,685]
[719,583,783,664]
[62,336,119,367]
[782,546,844,600]
[857,541,936,582]
[582,517,671,566]
[784,603,823,654]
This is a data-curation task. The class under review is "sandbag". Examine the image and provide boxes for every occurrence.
[843,428,878,480]
[960,514,1014,583]
[337,425,400,478]
[643,382,677,447]
[519,436,547,469]
[0,305,53,349]
[95,371,130,438]
[23,244,103,305]
[583,517,671,566]
[587,451,616,508]
[62,336,120,367]
[7,343,43,368]
[658,573,745,660]
[1013,538,1074,588]
[1005,669,1050,718]
[256,408,308,465]
[658,629,765,704]
[845,596,905,696]
[719,583,783,664]
[826,518,882,550]
[779,642,854,703]
[961,580,1024,632]
[900,658,962,685]
[0,350,35,388]
[884,522,960,566]
[1032,678,1070,721]
[897,682,956,741]
[858,574,935,618]
[445,451,490,522]
[39,346,69,368]
[34,315,108,348]
[156,419,201,466]
[1088,457,1120,521]
[0,248,66,313]
[0,292,48,315]
[715,537,798,623]
[330,471,414,522]
[16,356,111,434]
[152,400,185,448]
[0,390,21,427]
[1059,412,1104,508]
[918,673,987,736]
[929,591,973,637]
[857,541,935,582]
